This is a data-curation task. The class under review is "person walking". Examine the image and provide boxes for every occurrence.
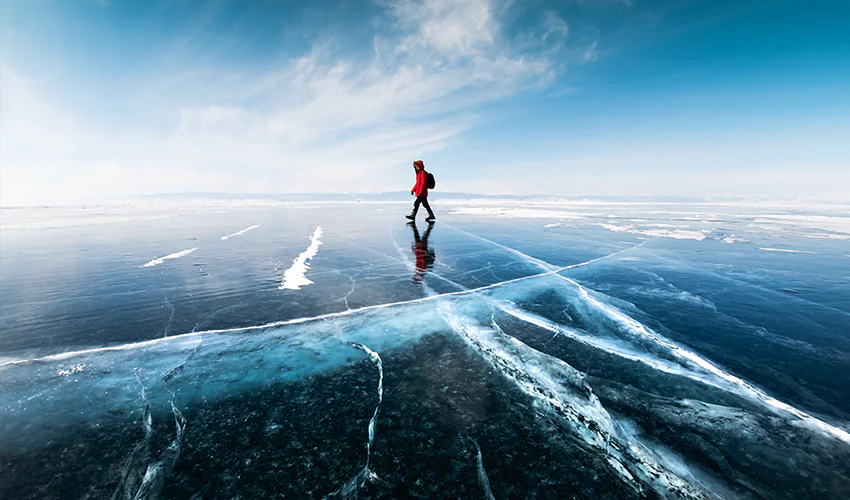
[406,159,435,222]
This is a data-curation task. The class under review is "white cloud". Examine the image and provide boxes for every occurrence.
[543,12,570,42]
[582,40,599,62]
[1,0,569,205]
[390,0,500,57]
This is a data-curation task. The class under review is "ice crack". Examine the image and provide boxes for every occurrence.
[474,441,497,500]
[325,342,386,499]
[132,390,186,500]
[454,224,850,447]
[162,297,175,338]
[112,347,196,500]
[110,370,154,500]
[136,369,153,441]
[0,239,648,367]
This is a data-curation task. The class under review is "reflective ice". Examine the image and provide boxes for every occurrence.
[1,200,849,499]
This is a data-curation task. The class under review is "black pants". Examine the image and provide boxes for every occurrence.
[412,195,434,217]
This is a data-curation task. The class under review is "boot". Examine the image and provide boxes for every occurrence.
[405,211,416,220]
[425,211,436,222]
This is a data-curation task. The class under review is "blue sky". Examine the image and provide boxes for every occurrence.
[1,0,848,205]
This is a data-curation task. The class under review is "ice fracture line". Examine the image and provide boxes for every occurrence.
[448,224,850,446]
[110,370,154,500]
[474,441,497,500]
[1,242,648,368]
[325,342,386,498]
[131,348,197,500]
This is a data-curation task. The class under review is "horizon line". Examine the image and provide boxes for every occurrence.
[2,191,849,210]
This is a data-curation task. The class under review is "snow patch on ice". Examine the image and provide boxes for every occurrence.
[544,222,563,228]
[142,248,198,268]
[280,227,324,290]
[805,234,850,240]
[753,214,850,235]
[450,207,589,219]
[758,247,818,254]
[1,213,179,231]
[720,235,748,244]
[220,224,260,240]
[599,223,707,241]
[57,364,86,376]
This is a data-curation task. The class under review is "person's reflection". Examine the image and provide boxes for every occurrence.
[409,221,436,284]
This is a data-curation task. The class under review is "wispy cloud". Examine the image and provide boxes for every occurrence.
[582,40,599,62]
[167,0,564,161]
[1,0,569,205]
[390,0,500,57]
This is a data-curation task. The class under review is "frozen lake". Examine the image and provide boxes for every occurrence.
[1,199,849,499]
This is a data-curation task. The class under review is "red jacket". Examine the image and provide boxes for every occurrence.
[415,242,427,271]
[412,170,429,197]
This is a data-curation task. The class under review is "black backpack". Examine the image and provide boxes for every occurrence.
[426,172,436,189]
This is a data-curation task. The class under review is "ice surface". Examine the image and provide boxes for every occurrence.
[1,201,849,499]
[454,228,850,445]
